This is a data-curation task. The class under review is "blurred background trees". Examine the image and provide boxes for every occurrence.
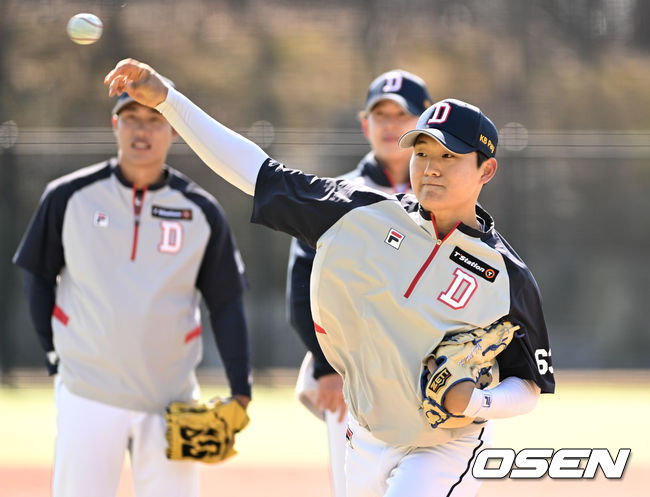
[1,0,649,379]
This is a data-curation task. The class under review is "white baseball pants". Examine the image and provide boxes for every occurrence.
[52,378,199,497]
[344,416,492,497]
[325,407,349,497]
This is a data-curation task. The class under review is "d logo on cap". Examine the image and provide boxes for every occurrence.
[427,103,451,125]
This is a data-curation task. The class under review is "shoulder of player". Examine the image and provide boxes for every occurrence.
[483,229,542,296]
[338,153,392,191]
[41,160,113,210]
[337,167,363,182]
[165,167,229,224]
[45,160,112,193]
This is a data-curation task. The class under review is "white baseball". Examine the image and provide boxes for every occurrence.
[66,13,103,45]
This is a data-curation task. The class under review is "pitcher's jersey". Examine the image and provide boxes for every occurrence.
[254,159,554,446]
[287,152,410,379]
[14,159,247,412]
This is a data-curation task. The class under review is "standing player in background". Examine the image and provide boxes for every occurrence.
[288,70,431,497]
[105,59,555,497]
[13,85,252,497]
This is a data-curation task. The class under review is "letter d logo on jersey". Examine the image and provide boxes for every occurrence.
[385,228,405,250]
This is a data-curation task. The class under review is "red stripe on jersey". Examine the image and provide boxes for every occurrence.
[403,219,460,299]
[52,305,69,326]
[314,322,327,334]
[130,185,148,261]
[184,325,202,343]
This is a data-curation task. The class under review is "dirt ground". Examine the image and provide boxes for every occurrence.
[1,463,646,497]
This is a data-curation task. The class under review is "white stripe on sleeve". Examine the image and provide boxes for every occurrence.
[156,87,269,196]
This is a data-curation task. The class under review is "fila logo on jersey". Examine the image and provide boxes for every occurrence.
[450,247,499,282]
[93,211,109,227]
[385,229,405,249]
[152,205,193,221]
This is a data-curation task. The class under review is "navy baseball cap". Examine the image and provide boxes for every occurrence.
[399,99,498,158]
[364,70,432,117]
[112,76,175,115]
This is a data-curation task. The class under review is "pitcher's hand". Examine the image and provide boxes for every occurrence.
[104,58,170,108]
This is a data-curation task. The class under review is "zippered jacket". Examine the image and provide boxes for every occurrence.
[255,158,554,446]
[14,159,251,412]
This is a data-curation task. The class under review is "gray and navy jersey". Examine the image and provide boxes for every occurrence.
[14,159,250,412]
[287,152,410,379]
[255,159,554,446]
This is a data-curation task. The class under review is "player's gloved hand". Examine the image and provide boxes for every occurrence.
[165,397,249,463]
[420,319,520,429]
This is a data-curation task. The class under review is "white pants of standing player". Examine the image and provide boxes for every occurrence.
[344,416,492,497]
[325,407,349,497]
[295,352,349,497]
[52,378,199,497]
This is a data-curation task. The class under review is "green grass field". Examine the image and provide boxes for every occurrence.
[1,371,648,496]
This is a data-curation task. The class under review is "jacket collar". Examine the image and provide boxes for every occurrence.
[357,152,411,192]
[416,203,495,240]
[111,158,170,191]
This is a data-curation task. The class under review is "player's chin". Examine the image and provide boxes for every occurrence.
[416,189,444,211]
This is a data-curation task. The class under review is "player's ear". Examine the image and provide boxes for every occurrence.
[479,158,498,185]
[360,115,370,139]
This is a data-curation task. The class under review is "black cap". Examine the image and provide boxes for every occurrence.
[364,70,432,117]
[111,76,175,115]
[399,99,498,157]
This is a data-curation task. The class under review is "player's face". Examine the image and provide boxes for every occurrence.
[410,134,496,217]
[362,100,418,165]
[113,103,176,169]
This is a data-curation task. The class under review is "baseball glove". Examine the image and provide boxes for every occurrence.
[165,397,249,463]
[421,319,520,429]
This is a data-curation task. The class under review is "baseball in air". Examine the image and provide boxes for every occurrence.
[66,13,103,45]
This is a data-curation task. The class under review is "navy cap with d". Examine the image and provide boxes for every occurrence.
[398,98,498,158]
[365,70,432,117]
[112,76,175,115]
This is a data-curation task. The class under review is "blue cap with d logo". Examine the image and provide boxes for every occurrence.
[365,70,432,117]
[398,99,498,158]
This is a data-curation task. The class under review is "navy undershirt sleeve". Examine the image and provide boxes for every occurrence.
[252,159,389,248]
[287,239,336,379]
[206,295,251,398]
[22,270,58,374]
[189,187,251,398]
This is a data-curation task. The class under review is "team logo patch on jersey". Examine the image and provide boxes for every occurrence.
[151,205,193,221]
[93,211,109,227]
[385,228,405,249]
[450,247,499,282]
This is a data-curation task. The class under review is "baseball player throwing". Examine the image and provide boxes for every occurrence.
[289,69,432,497]
[105,59,555,497]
